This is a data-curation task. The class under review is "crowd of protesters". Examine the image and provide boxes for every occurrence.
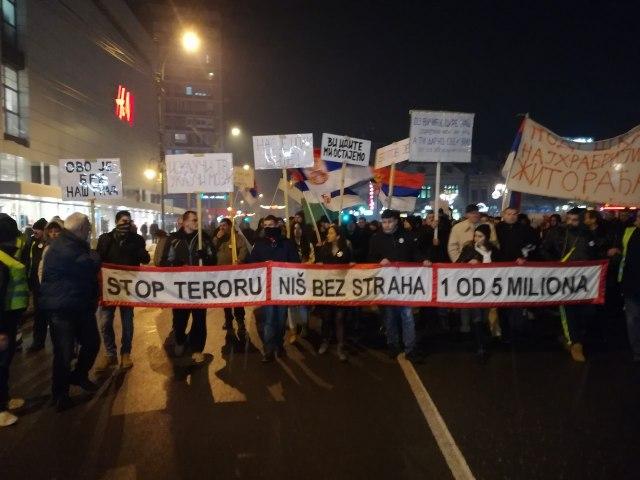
[1,202,639,426]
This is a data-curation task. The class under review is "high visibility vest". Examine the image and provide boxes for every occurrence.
[0,249,29,311]
[618,226,637,282]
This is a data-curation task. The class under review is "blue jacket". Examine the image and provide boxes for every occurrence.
[39,230,101,311]
[247,236,300,263]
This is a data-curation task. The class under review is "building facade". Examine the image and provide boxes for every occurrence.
[0,0,174,233]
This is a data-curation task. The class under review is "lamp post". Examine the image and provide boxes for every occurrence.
[155,29,202,230]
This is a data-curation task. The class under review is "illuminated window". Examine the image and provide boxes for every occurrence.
[185,85,193,95]
[3,65,25,139]
[174,133,187,143]
[2,0,17,47]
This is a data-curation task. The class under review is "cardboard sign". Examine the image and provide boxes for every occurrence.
[503,118,640,206]
[252,134,314,170]
[58,158,122,200]
[321,133,372,167]
[166,153,233,194]
[409,110,474,163]
[375,138,410,169]
[233,166,255,189]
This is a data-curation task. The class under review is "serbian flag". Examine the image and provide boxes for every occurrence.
[374,167,424,212]
[501,117,526,209]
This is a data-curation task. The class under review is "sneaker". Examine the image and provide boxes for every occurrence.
[120,354,133,370]
[0,410,18,427]
[318,341,329,355]
[570,343,586,362]
[94,355,117,372]
[174,343,185,357]
[337,344,347,362]
[7,398,25,410]
[192,352,205,364]
[261,351,275,363]
[69,375,98,392]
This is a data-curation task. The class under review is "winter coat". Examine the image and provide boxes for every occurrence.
[540,225,594,261]
[96,229,150,266]
[495,221,538,261]
[448,219,497,262]
[622,227,640,298]
[213,232,249,265]
[456,242,500,264]
[246,235,300,263]
[39,230,101,311]
[164,229,216,266]
[317,242,352,265]
[367,228,424,263]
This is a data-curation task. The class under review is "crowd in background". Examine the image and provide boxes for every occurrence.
[1,202,639,427]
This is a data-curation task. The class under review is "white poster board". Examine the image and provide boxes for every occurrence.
[409,111,474,163]
[233,166,255,189]
[252,133,314,170]
[166,153,233,194]
[58,158,122,200]
[375,138,410,169]
[321,133,371,167]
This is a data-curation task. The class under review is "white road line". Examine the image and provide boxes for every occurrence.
[397,355,476,480]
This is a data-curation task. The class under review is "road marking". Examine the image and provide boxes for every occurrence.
[397,355,476,480]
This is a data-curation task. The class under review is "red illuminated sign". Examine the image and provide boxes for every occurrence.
[115,85,134,125]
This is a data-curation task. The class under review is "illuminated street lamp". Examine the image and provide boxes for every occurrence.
[242,164,250,171]
[144,168,157,181]
[181,31,202,53]
[231,126,241,137]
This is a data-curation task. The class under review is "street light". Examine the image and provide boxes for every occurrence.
[156,28,203,230]
[242,164,250,171]
[144,168,157,180]
[231,126,241,137]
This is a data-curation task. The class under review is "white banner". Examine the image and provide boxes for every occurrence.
[252,134,314,170]
[409,110,474,163]
[233,166,255,189]
[102,264,267,307]
[321,133,372,167]
[101,261,606,308]
[375,138,410,169]
[166,153,233,194]
[436,262,605,306]
[58,158,122,200]
[503,118,640,206]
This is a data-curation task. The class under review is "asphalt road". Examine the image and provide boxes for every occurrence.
[1,307,639,480]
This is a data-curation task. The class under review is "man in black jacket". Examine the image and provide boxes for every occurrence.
[368,210,430,361]
[95,211,150,371]
[620,214,640,362]
[165,211,216,364]
[25,218,48,351]
[40,213,101,411]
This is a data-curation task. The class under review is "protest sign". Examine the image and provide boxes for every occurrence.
[58,158,122,200]
[233,166,255,189]
[435,261,606,307]
[253,134,314,170]
[166,153,233,194]
[502,118,640,206]
[321,133,372,167]
[101,261,607,308]
[375,138,410,169]
[409,111,474,163]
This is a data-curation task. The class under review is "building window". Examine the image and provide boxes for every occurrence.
[3,64,25,140]
[185,85,193,95]
[2,0,17,48]
[174,132,187,143]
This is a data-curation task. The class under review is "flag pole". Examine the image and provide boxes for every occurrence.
[338,161,347,225]
[282,168,290,238]
[229,187,238,264]
[502,113,529,211]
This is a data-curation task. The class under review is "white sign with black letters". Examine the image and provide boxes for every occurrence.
[252,134,314,170]
[166,153,234,194]
[321,133,372,167]
[409,110,474,163]
[58,158,122,200]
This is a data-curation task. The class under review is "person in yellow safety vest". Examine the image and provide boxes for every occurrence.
[0,213,28,427]
[619,213,640,363]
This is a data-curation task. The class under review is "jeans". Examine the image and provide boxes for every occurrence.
[321,306,346,344]
[382,306,416,353]
[625,296,640,359]
[287,306,308,329]
[559,304,593,346]
[31,293,50,348]
[49,309,100,399]
[0,310,22,411]
[499,308,527,341]
[224,307,245,325]
[461,308,488,352]
[263,306,287,354]
[98,306,134,356]
[172,308,207,352]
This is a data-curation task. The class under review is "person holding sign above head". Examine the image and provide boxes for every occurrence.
[213,218,248,334]
[456,224,500,363]
[164,211,217,364]
[368,209,431,363]
[246,215,300,363]
[316,224,352,362]
[94,211,150,372]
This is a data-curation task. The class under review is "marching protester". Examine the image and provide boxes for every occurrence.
[95,211,150,371]
[37,221,63,283]
[0,214,28,426]
[24,218,48,352]
[456,224,500,362]
[541,207,595,362]
[164,211,217,364]
[368,209,430,362]
[213,218,248,334]
[317,224,352,361]
[246,215,300,362]
[342,214,369,263]
[619,213,640,362]
[288,221,315,343]
[39,213,101,411]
